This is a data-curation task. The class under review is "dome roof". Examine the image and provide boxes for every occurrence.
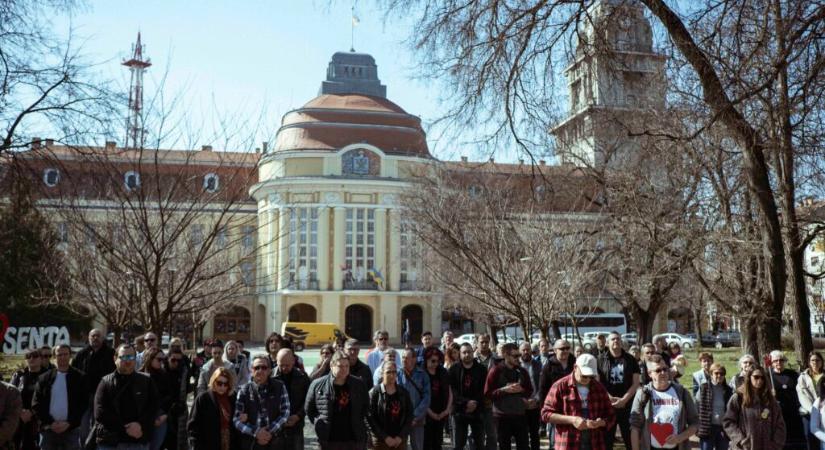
[272,93,431,158]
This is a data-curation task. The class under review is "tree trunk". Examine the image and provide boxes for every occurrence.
[789,248,813,361]
[630,306,656,345]
[741,316,760,361]
[551,319,562,342]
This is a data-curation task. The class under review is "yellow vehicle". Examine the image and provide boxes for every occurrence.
[280,322,349,350]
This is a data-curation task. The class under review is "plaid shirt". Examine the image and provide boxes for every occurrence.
[234,379,292,436]
[541,373,616,450]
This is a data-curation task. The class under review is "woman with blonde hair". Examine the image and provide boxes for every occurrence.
[187,367,240,450]
[723,366,786,450]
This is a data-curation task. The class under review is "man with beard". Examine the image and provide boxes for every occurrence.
[71,329,116,444]
[93,344,159,450]
[597,332,640,450]
[450,343,487,450]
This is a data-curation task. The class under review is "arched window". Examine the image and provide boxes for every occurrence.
[124,171,140,190]
[43,168,60,187]
[203,173,220,193]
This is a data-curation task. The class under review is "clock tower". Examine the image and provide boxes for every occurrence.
[553,0,667,169]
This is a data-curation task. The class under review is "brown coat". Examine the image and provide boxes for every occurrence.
[0,382,22,445]
[722,392,785,450]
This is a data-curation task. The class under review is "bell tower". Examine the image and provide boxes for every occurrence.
[553,0,666,168]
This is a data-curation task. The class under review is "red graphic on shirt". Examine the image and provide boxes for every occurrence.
[389,399,401,419]
[463,374,472,389]
[337,390,350,410]
[650,422,675,446]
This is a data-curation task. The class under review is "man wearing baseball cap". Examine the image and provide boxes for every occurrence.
[542,353,616,450]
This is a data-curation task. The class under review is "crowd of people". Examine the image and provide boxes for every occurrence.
[0,328,823,450]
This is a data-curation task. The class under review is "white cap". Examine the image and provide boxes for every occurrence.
[576,353,598,376]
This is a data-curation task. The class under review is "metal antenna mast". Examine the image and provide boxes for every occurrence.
[123,32,151,149]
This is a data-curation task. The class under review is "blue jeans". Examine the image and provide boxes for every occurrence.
[700,425,730,450]
[409,423,425,450]
[40,428,81,450]
[149,416,167,450]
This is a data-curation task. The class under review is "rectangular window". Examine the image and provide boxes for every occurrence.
[241,225,255,251]
[400,221,423,290]
[56,222,69,244]
[241,261,254,286]
[215,226,227,249]
[190,224,204,247]
[288,207,318,289]
[344,208,376,289]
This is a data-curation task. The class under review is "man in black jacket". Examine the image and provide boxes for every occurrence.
[450,342,486,450]
[71,328,115,444]
[597,332,640,450]
[274,349,310,450]
[344,339,374,390]
[33,344,88,450]
[93,343,158,450]
[305,351,370,450]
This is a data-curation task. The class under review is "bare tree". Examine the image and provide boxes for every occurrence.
[0,1,119,156]
[403,162,607,341]
[379,0,825,354]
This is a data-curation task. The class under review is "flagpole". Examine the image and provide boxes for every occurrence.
[351,5,355,52]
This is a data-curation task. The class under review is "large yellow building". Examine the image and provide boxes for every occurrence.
[251,51,441,343]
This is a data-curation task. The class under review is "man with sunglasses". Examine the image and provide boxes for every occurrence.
[598,332,640,450]
[234,355,291,450]
[164,348,190,450]
[93,344,159,450]
[11,348,46,450]
[344,339,374,390]
[366,330,392,374]
[72,329,116,444]
[539,339,576,444]
[542,353,615,450]
[484,342,532,450]
[136,333,159,368]
[629,355,697,450]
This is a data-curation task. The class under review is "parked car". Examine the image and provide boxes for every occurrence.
[621,332,638,346]
[560,333,596,350]
[653,333,697,350]
[454,333,477,346]
[709,331,741,349]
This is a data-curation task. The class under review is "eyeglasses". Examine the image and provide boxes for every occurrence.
[25,354,40,360]
[651,368,669,374]
[252,365,270,371]
[145,338,157,342]
[118,355,136,361]
[579,374,594,380]
[771,359,786,363]
[215,380,229,387]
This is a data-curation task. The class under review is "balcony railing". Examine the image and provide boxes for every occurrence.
[287,280,319,290]
[400,280,424,291]
[344,279,379,290]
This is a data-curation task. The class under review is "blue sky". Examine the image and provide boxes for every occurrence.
[55,1,464,157]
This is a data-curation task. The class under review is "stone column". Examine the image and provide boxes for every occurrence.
[277,208,290,290]
[266,209,276,291]
[388,209,401,291]
[317,207,330,290]
[374,208,387,281]
[332,207,346,291]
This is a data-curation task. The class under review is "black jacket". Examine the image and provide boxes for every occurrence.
[273,366,311,429]
[350,359,374,391]
[10,368,46,409]
[32,367,88,430]
[305,374,370,444]
[71,344,115,398]
[147,370,175,415]
[94,371,159,445]
[187,391,238,450]
[448,361,487,419]
[368,384,413,441]
[538,354,574,402]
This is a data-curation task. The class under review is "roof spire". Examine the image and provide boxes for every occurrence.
[122,31,152,149]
